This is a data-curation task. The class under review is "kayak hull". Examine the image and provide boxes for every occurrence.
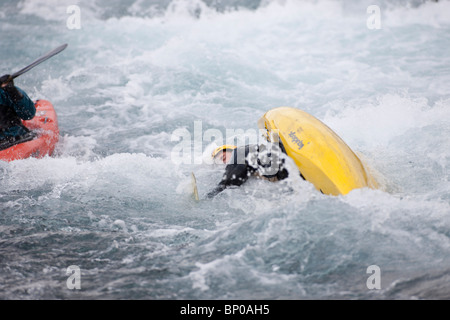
[258,106,377,195]
[0,100,59,162]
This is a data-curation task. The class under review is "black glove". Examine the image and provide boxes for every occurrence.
[0,74,23,103]
[0,74,13,87]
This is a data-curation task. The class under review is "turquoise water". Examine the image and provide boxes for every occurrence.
[1,0,449,299]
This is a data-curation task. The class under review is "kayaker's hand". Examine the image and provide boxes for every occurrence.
[0,74,13,88]
[0,75,23,102]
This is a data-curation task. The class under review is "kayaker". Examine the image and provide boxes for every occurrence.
[0,75,36,149]
[207,143,290,198]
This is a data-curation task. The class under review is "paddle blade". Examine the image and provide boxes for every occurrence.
[191,172,199,201]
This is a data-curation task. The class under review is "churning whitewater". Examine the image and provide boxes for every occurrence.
[1,0,449,300]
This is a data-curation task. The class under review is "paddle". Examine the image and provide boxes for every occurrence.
[191,172,199,201]
[1,43,68,87]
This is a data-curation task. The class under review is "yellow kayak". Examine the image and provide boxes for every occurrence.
[258,107,378,195]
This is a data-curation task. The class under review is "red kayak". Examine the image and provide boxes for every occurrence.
[0,100,59,162]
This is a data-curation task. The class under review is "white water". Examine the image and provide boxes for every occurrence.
[1,0,449,299]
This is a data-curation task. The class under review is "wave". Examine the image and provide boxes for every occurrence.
[14,0,449,21]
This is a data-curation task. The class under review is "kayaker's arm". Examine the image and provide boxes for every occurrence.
[11,87,35,120]
[0,75,35,120]
[206,163,253,198]
[206,184,226,198]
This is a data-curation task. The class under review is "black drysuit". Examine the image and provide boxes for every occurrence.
[207,144,289,198]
